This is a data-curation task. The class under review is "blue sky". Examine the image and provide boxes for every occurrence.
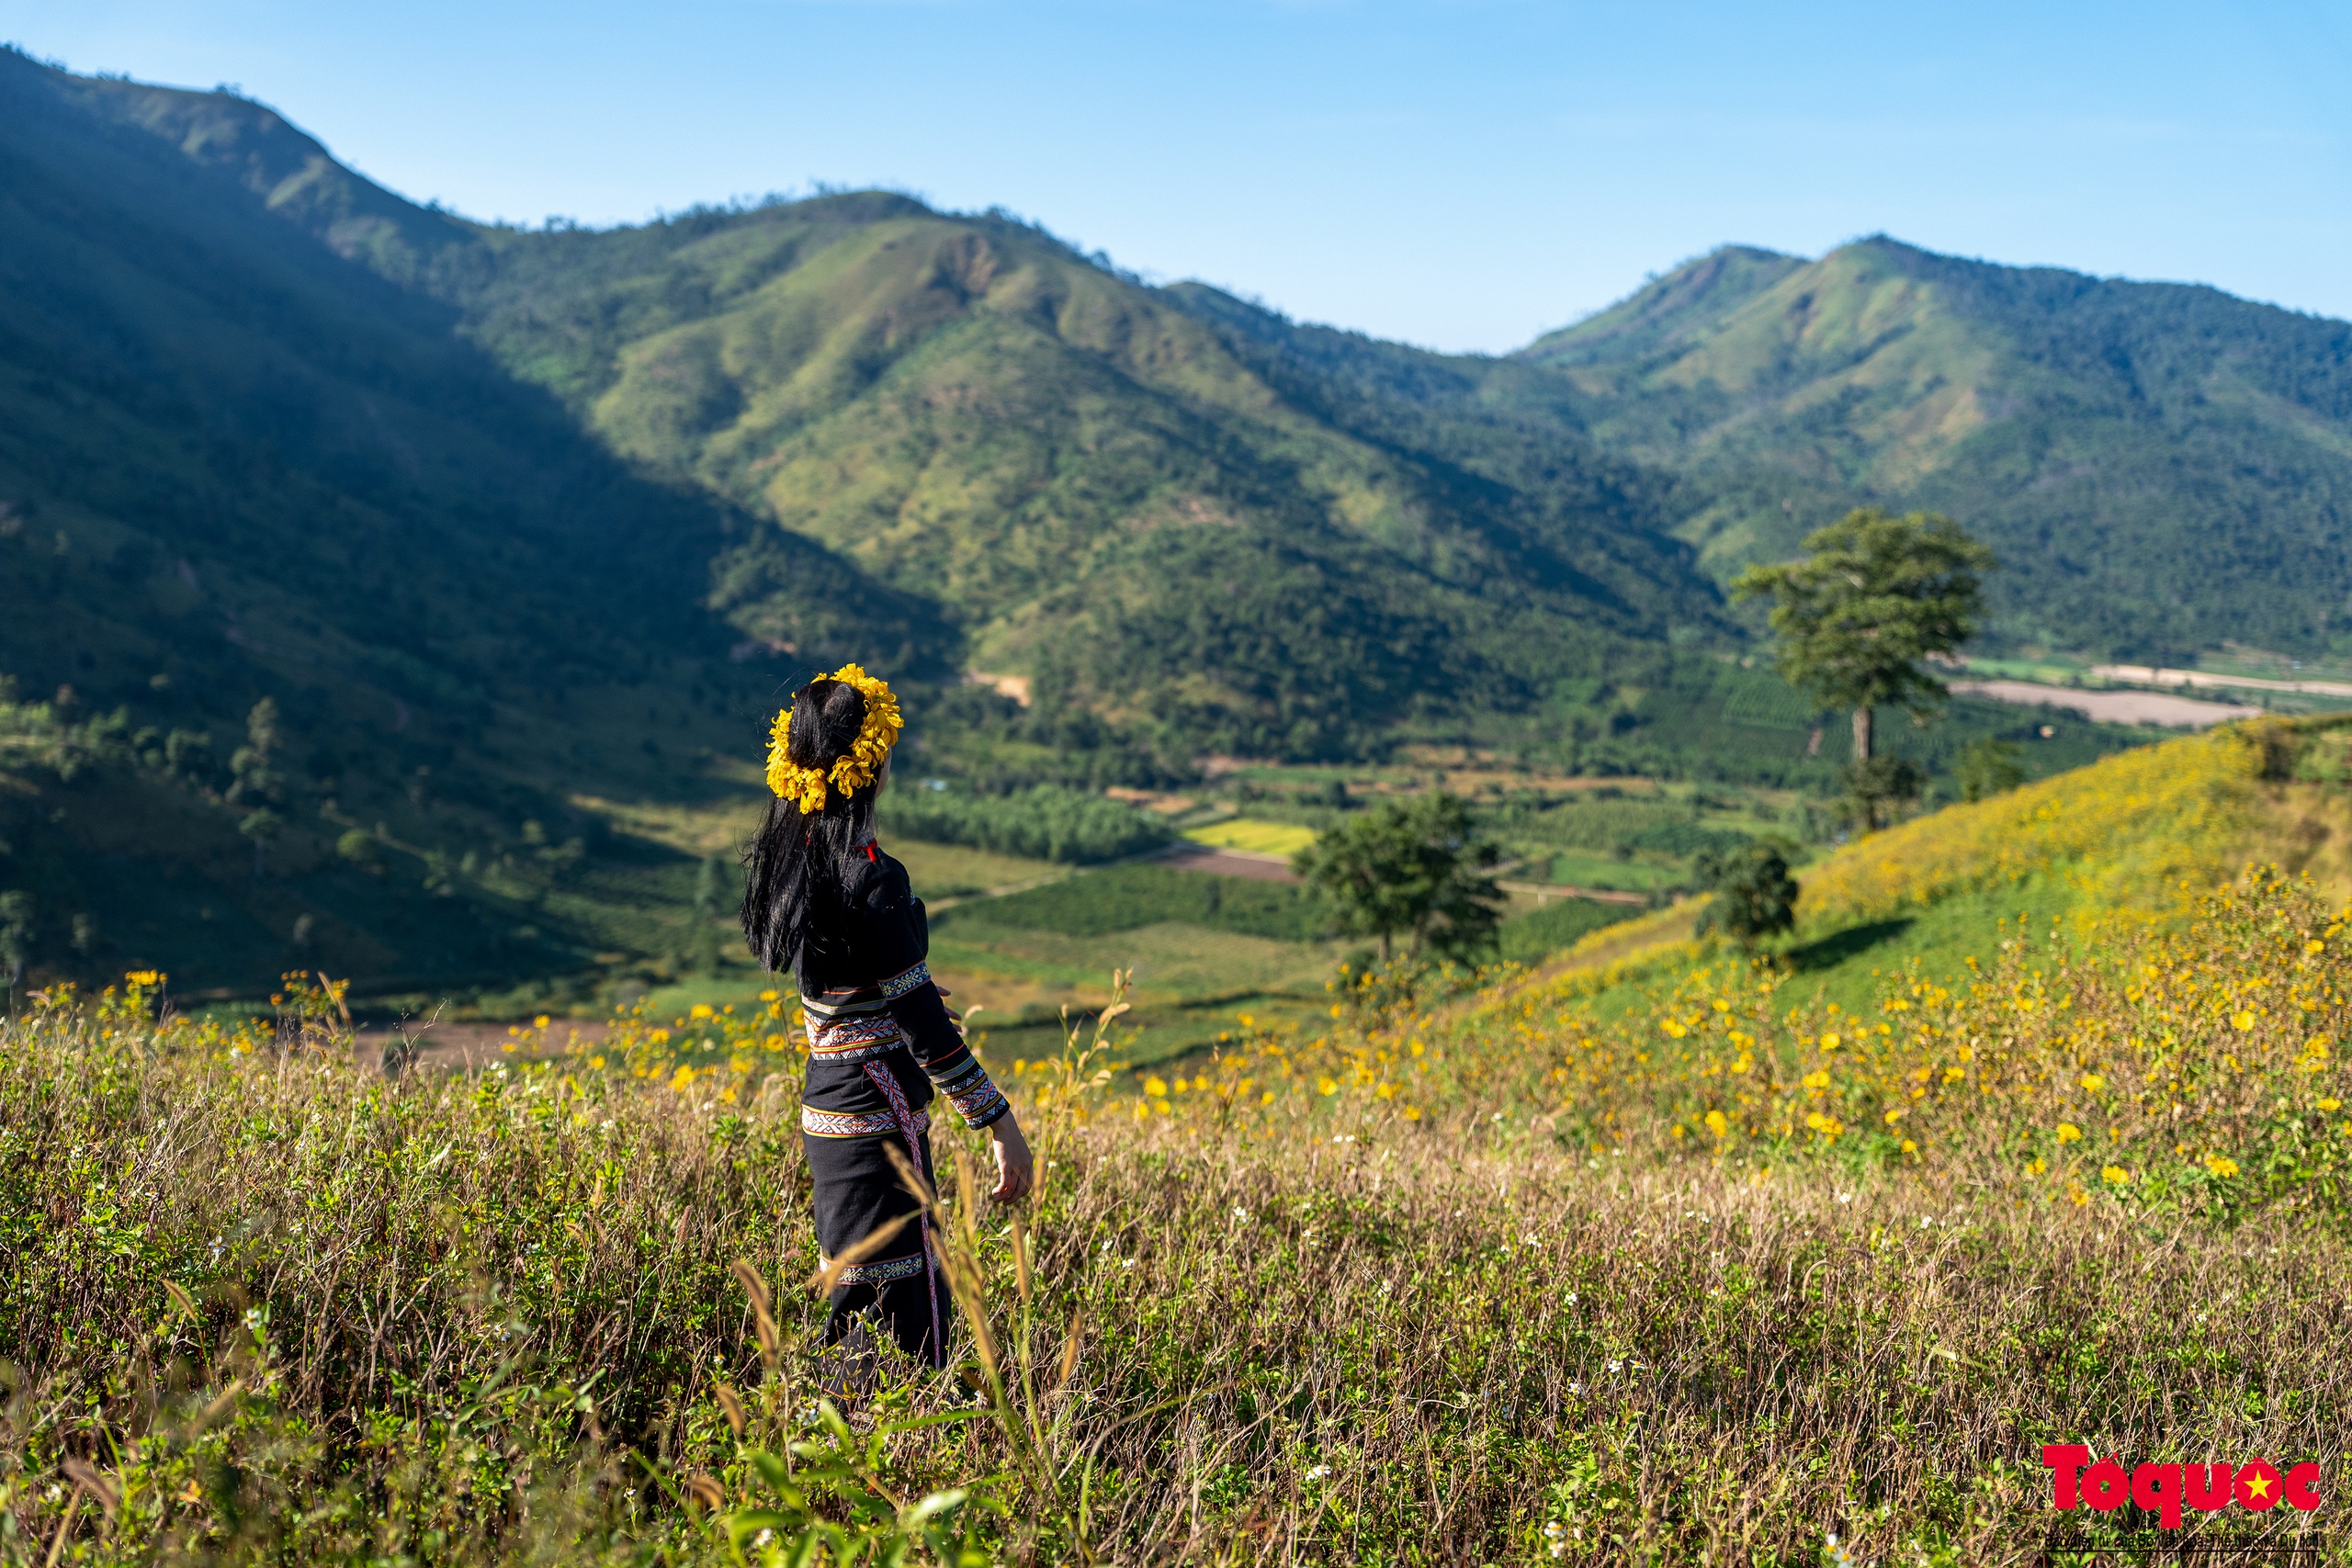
[12,1,2347,352]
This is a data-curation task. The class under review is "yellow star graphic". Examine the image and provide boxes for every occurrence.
[2247,1472,2275,1501]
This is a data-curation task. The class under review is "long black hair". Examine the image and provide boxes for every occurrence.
[740,676,885,975]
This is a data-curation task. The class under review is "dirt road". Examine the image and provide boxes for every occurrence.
[1951,679,2260,728]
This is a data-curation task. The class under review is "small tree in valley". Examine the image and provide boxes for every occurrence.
[1293,791,1504,964]
[1957,737,2026,802]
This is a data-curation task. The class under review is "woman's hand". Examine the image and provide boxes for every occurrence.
[989,1113,1035,1203]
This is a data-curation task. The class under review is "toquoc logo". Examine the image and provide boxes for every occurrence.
[2044,1446,2322,1529]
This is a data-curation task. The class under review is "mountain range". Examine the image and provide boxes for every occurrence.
[6,47,2346,992]
[1523,240,2352,659]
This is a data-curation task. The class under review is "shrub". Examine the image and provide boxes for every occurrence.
[1693,842,1799,948]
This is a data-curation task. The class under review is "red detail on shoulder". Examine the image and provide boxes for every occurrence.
[864,841,879,863]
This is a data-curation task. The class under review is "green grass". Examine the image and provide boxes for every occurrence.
[1496,896,1639,965]
[933,921,1325,994]
[889,838,1067,900]
[1769,872,2084,1017]
[934,863,1324,941]
[1534,851,1685,891]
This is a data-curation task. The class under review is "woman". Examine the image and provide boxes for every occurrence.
[741,663,1032,1371]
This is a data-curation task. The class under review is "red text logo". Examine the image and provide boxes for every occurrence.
[2044,1445,2322,1529]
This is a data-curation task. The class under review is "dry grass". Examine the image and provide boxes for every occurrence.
[4,940,2348,1563]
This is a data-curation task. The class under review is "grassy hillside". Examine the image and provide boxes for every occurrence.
[1521,237,2352,663]
[0,51,1768,1002]
[61,63,1736,765]
[1520,716,2352,1036]
[13,727,2352,1560]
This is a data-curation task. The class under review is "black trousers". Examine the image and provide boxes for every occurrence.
[805,1119,947,1370]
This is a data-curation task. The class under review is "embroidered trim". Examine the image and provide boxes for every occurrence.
[802,995,895,1022]
[947,1077,1010,1129]
[806,1014,907,1059]
[877,962,931,1000]
[824,1252,926,1287]
[923,1055,1008,1128]
[933,1056,989,1094]
[801,1104,925,1139]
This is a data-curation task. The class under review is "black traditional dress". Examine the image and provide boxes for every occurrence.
[795,840,1008,1368]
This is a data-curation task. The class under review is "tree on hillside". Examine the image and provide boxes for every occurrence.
[1843,754,1924,835]
[1,890,33,1009]
[229,698,288,874]
[1732,508,1995,796]
[1694,842,1798,950]
[238,808,284,876]
[1293,792,1504,964]
[228,697,284,807]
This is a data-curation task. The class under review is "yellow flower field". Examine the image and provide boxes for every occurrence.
[1180,817,1318,856]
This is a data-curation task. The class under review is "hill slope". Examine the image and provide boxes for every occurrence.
[1522,237,2352,661]
[18,54,1757,773]
[15,51,2309,997]
[0,51,948,996]
[0,52,1755,995]
[1534,715,2352,1030]
[440,203,1739,761]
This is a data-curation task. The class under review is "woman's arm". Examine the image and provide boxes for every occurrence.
[881,967,1032,1199]
[858,862,1029,1199]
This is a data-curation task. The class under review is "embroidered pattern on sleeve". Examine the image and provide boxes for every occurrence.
[933,1055,1010,1128]
[877,962,932,1000]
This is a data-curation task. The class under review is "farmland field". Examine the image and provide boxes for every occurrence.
[1182,818,1321,856]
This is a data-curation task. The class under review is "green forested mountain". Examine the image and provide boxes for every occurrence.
[12,48,2338,998]
[440,199,1737,761]
[0,52,1747,995]
[1521,237,2352,660]
[0,52,935,996]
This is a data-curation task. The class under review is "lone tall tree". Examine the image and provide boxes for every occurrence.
[1733,507,1995,768]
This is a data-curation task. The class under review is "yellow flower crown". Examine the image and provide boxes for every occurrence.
[765,662,903,814]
